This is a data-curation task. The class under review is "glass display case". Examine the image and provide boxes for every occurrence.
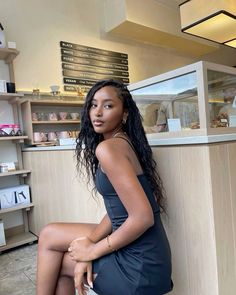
[129,61,236,142]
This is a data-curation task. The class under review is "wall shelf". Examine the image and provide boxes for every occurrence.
[0,136,28,141]
[32,120,80,124]
[0,203,34,214]
[28,100,84,107]
[0,232,37,252]
[21,99,83,145]
[0,169,31,178]
[0,92,24,101]
[0,48,19,63]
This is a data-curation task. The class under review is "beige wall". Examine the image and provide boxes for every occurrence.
[0,0,235,92]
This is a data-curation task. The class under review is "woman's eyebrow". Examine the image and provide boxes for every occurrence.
[92,98,113,102]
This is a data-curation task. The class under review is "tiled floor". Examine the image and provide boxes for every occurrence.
[0,243,96,295]
[0,243,37,295]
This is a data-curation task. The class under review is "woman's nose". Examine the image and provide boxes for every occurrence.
[95,107,102,117]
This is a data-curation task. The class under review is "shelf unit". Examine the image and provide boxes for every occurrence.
[0,49,37,252]
[20,98,84,145]
[32,120,81,125]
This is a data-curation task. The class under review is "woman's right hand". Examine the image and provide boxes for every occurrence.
[74,261,93,295]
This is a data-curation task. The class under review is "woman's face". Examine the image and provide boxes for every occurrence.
[89,86,125,139]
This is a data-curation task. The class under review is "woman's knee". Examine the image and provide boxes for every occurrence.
[38,223,61,248]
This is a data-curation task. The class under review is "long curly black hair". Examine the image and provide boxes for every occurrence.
[76,79,165,211]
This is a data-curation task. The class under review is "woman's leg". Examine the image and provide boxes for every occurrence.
[55,275,75,295]
[36,222,97,295]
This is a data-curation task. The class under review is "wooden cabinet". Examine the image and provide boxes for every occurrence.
[152,142,236,295]
[0,49,37,252]
[20,98,84,145]
[23,149,105,236]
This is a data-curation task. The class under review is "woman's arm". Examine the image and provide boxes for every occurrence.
[88,214,112,243]
[69,213,112,261]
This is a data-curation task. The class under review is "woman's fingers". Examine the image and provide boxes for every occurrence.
[75,278,88,295]
[77,283,89,295]
[86,262,93,288]
[74,262,92,295]
[74,267,84,294]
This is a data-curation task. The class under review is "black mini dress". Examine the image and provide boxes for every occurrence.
[92,165,173,295]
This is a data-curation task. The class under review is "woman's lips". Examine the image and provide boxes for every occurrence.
[93,120,104,127]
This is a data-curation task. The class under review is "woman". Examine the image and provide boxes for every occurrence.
[37,80,173,295]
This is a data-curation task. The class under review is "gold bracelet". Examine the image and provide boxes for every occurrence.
[106,235,116,251]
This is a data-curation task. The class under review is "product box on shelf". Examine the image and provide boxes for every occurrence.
[0,219,6,246]
[0,185,30,209]
[58,138,76,146]
[0,124,22,136]
[0,80,7,92]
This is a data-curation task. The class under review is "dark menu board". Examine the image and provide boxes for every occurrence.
[60,41,129,94]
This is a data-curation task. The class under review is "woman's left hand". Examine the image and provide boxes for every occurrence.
[68,236,96,262]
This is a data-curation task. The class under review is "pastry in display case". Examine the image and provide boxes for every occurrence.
[129,61,236,140]
[131,71,199,133]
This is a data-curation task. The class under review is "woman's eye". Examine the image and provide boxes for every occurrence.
[104,104,112,109]
[91,103,97,108]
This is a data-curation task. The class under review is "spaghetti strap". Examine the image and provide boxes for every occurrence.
[114,136,137,155]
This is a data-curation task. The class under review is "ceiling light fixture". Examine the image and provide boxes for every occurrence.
[180,0,236,48]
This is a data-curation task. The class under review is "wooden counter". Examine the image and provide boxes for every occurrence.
[22,149,105,235]
[152,141,236,295]
[23,139,236,295]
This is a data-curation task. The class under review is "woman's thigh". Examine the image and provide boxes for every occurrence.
[38,222,98,252]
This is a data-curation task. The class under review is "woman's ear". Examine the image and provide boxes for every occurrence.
[122,111,129,124]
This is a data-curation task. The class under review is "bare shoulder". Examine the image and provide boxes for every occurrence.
[96,138,130,170]
[96,138,126,160]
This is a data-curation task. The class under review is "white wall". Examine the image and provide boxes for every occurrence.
[0,0,235,93]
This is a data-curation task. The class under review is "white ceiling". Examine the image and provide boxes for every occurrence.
[155,0,184,9]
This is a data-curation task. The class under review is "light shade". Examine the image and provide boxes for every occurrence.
[180,0,236,47]
[224,38,236,48]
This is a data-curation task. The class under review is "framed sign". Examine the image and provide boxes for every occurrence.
[60,41,129,94]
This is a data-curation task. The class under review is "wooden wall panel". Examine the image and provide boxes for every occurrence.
[228,143,236,289]
[154,147,190,295]
[153,145,218,295]
[23,150,105,235]
[209,143,236,295]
